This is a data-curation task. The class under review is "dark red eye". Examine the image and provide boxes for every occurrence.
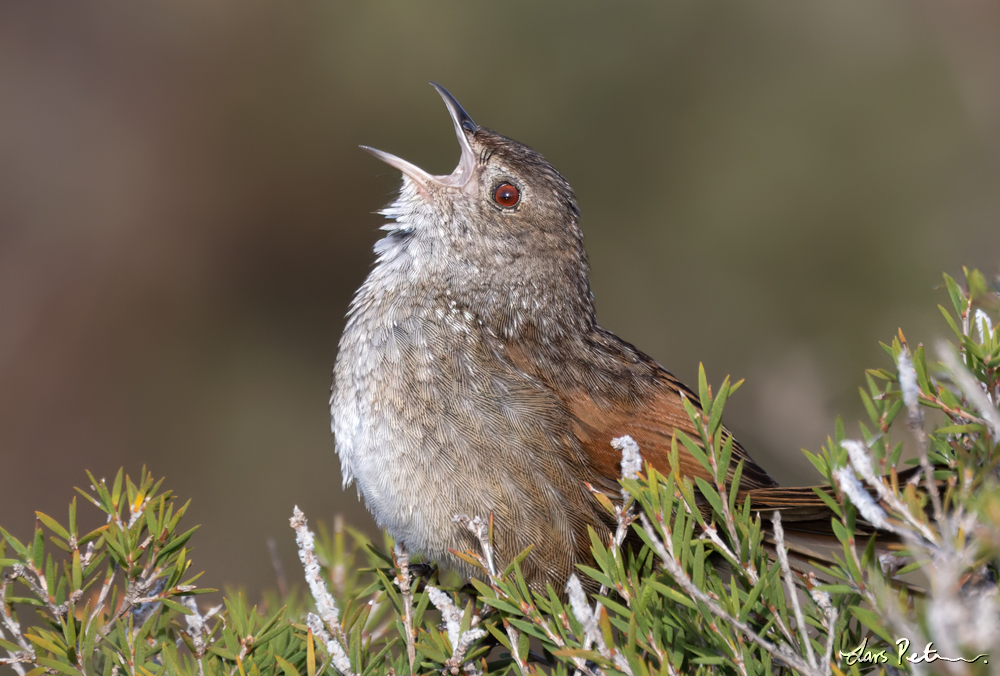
[493,183,520,208]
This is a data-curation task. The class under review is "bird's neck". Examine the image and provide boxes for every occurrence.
[355,225,597,344]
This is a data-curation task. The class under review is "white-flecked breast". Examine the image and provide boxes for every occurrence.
[330,186,596,586]
[331,234,492,560]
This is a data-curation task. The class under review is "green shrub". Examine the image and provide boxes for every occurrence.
[3,268,998,675]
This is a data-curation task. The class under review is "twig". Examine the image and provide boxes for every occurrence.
[454,514,527,675]
[0,572,32,676]
[81,561,116,652]
[182,597,221,676]
[427,586,486,674]
[181,595,221,675]
[453,515,496,577]
[608,436,641,591]
[566,575,632,675]
[832,463,918,610]
[290,506,354,676]
[0,572,34,657]
[99,574,163,639]
[13,562,63,620]
[306,613,353,676]
[939,342,1000,440]
[807,585,837,676]
[771,512,817,671]
[392,543,417,676]
[578,436,643,669]
[897,348,946,530]
[639,513,824,676]
[839,440,937,544]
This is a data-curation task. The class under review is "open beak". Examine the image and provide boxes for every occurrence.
[360,83,480,190]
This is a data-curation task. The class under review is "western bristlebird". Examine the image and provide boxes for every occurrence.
[332,84,844,591]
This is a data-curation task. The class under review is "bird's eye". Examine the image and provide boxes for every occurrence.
[493,183,520,208]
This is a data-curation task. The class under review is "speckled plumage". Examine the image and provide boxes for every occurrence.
[332,117,608,589]
[331,86,817,591]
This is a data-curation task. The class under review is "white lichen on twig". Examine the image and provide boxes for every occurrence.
[391,543,417,675]
[638,511,827,676]
[566,574,632,674]
[770,511,818,671]
[426,585,486,674]
[290,506,354,676]
[939,341,1000,440]
[452,514,526,674]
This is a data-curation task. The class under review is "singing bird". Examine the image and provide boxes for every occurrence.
[332,84,834,591]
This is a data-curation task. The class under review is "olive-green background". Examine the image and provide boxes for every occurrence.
[2,1,998,596]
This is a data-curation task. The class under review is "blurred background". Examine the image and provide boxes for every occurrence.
[2,1,999,596]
